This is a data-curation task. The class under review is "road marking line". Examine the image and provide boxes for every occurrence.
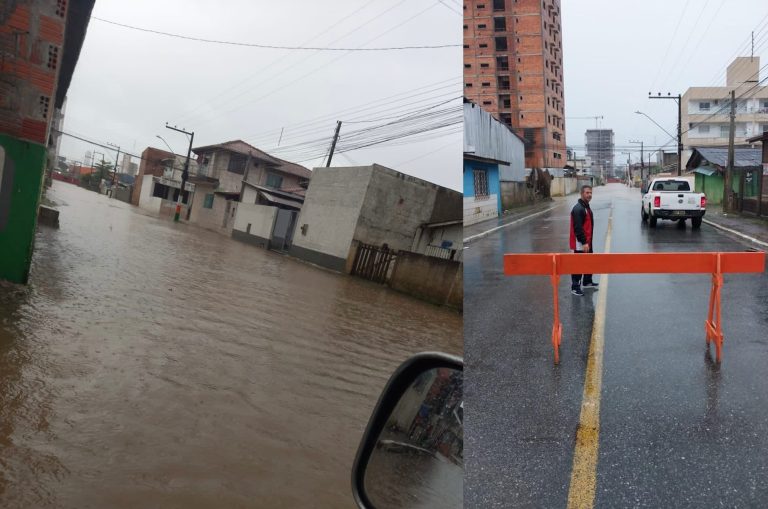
[566,205,613,509]
[463,204,560,244]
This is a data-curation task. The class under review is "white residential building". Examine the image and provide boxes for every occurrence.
[683,57,768,149]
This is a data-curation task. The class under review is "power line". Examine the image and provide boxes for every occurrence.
[173,0,417,125]
[648,0,692,91]
[706,10,768,86]
[172,0,399,123]
[437,0,462,16]
[187,1,445,128]
[91,16,459,51]
[245,81,461,146]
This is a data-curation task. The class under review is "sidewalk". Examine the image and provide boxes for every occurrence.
[463,196,568,243]
[702,204,768,248]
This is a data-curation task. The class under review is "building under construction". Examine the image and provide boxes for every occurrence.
[463,0,566,169]
[585,129,614,178]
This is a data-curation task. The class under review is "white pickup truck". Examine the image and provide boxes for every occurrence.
[641,178,706,228]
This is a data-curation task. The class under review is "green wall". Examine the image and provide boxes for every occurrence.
[694,172,740,205]
[0,134,47,284]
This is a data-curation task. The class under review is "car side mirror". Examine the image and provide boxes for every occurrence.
[352,353,463,509]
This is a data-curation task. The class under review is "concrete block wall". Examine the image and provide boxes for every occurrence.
[550,176,578,197]
[500,181,534,210]
[354,165,440,252]
[389,252,463,311]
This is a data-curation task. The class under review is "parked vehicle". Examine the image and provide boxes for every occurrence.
[352,353,463,509]
[641,178,706,228]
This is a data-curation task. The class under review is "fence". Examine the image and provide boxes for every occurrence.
[351,243,397,284]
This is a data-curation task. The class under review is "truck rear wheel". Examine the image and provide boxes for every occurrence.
[641,206,648,222]
[649,213,657,228]
[692,217,702,229]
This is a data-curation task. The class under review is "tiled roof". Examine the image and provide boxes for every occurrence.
[192,139,311,178]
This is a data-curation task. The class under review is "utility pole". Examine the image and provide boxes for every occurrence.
[648,92,682,176]
[326,121,342,167]
[165,124,195,222]
[630,140,644,185]
[724,90,736,213]
[107,142,120,197]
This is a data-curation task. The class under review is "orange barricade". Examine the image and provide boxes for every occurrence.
[503,252,766,364]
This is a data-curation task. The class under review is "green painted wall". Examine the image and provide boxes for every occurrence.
[694,172,740,205]
[0,134,47,284]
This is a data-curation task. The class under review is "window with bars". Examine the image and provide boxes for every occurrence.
[474,169,489,200]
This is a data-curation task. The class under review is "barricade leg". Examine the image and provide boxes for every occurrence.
[705,255,724,362]
[551,255,562,364]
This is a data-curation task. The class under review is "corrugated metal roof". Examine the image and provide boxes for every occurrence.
[694,147,762,168]
[463,102,525,172]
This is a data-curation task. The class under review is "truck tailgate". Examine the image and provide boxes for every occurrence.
[659,192,703,211]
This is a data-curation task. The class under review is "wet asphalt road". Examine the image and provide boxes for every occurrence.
[464,184,768,508]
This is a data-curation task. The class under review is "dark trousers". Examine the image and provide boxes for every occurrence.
[571,247,594,289]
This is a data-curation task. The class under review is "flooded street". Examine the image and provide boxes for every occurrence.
[0,182,461,508]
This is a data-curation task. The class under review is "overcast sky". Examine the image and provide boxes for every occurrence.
[562,0,768,164]
[60,0,462,190]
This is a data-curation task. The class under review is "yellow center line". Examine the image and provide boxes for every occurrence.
[566,204,613,509]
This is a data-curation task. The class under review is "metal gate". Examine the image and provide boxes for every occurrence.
[351,243,397,284]
[270,208,298,252]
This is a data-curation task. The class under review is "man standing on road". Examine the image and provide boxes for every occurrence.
[570,185,598,296]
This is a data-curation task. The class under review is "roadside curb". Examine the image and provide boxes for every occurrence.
[464,204,560,245]
[703,218,768,249]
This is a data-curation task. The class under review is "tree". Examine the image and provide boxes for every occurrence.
[93,159,114,184]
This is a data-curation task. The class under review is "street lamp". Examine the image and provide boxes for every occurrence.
[156,134,179,173]
[635,110,682,175]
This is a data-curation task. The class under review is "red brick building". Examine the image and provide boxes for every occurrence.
[464,0,566,169]
[131,146,174,206]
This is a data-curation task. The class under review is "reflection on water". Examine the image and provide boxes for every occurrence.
[0,182,462,508]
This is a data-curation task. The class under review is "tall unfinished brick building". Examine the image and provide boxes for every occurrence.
[464,0,565,169]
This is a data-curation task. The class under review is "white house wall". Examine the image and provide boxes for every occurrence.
[138,174,162,214]
[463,194,498,226]
[232,203,277,248]
[289,166,371,272]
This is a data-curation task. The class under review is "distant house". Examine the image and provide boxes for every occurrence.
[134,147,200,218]
[189,140,310,234]
[463,99,527,225]
[686,147,762,210]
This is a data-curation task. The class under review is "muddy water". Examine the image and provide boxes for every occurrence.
[0,182,462,508]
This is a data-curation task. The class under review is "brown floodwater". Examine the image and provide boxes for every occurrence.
[0,182,462,508]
